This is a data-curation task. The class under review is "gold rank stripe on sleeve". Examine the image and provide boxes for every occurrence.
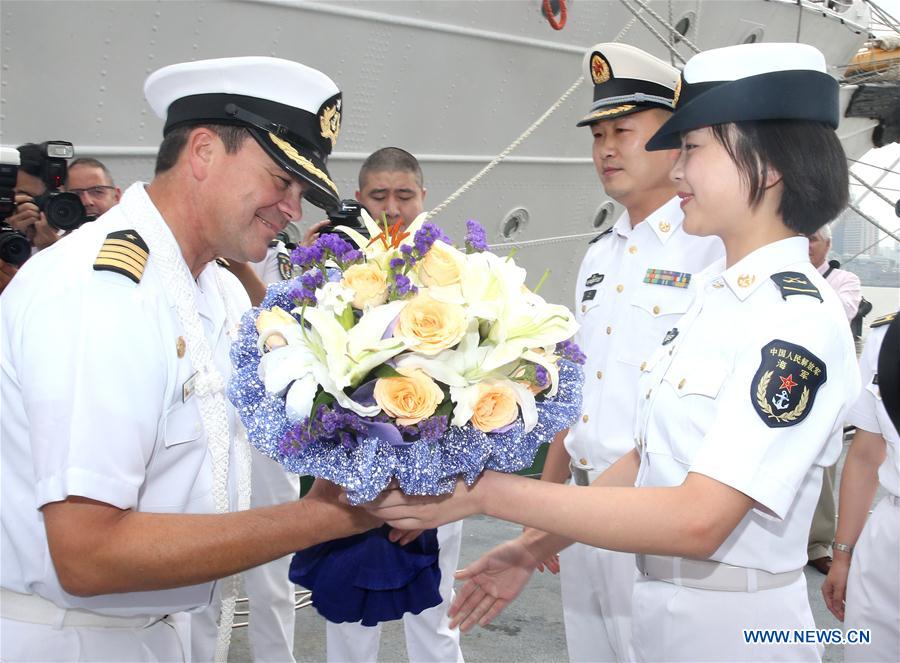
[870,311,897,328]
[93,229,149,284]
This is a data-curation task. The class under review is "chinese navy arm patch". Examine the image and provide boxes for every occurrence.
[277,251,293,281]
[751,339,827,428]
[93,230,149,283]
[770,272,822,302]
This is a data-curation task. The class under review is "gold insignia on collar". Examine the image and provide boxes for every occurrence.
[672,76,683,108]
[93,229,149,284]
[659,221,671,233]
[268,133,338,195]
[737,274,756,288]
[319,100,341,149]
[590,53,611,85]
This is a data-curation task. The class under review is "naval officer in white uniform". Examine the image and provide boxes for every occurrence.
[0,56,377,662]
[539,42,723,662]
[362,43,861,663]
[823,311,900,661]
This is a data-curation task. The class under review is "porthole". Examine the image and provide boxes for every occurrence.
[673,12,694,43]
[500,207,530,240]
[592,201,616,231]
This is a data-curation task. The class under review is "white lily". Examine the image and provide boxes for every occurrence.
[333,209,429,269]
[458,251,527,322]
[483,294,579,373]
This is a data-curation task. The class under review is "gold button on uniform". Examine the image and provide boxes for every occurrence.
[596,370,603,379]
[628,245,638,254]
[176,336,186,358]
[652,305,660,315]
[616,284,624,293]
[639,361,647,371]
[582,414,590,423]
[645,389,652,399]
[606,326,612,335]
[678,378,686,389]
[579,458,589,466]
[582,304,587,313]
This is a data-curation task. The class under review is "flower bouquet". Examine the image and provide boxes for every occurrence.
[229,212,584,625]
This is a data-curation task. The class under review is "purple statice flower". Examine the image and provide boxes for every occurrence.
[279,416,317,456]
[291,243,324,270]
[292,267,324,306]
[534,364,550,389]
[343,249,364,264]
[464,219,488,253]
[390,272,417,299]
[417,415,449,441]
[556,339,586,365]
[413,223,450,256]
[317,233,357,263]
[389,257,406,271]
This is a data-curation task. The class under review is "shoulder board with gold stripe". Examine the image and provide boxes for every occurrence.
[870,311,897,328]
[93,230,149,284]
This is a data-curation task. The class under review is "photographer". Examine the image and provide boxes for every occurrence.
[65,157,121,218]
[7,144,60,251]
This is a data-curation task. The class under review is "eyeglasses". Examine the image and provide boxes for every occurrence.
[68,185,116,197]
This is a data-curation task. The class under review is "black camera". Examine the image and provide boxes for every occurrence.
[0,146,30,266]
[34,141,91,231]
[324,199,367,235]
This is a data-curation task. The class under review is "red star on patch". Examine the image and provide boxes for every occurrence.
[779,374,798,392]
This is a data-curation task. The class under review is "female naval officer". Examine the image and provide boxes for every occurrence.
[363,42,861,661]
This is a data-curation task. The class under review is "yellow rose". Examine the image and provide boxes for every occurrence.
[395,293,467,356]
[342,262,389,309]
[374,370,444,426]
[418,240,465,287]
[470,382,519,432]
[255,306,298,350]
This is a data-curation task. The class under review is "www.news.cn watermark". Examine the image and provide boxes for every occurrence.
[743,629,871,645]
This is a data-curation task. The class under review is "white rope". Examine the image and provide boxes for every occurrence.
[629,0,702,54]
[488,230,601,251]
[616,0,688,64]
[125,184,251,662]
[427,74,584,219]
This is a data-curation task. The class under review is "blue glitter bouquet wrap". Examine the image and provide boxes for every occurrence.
[229,214,584,625]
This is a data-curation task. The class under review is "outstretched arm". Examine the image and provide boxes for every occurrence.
[822,428,885,621]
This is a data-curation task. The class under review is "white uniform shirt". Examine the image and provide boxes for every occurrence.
[634,237,859,573]
[1,183,250,616]
[565,197,723,471]
[847,322,900,496]
[250,240,293,285]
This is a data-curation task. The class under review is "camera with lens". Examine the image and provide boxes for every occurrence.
[324,198,367,235]
[0,146,31,267]
[33,141,91,232]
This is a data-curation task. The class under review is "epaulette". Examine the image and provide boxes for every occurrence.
[870,311,897,328]
[93,230,148,284]
[770,271,822,302]
[589,227,614,244]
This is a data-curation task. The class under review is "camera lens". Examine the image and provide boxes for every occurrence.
[0,228,31,266]
[34,191,86,232]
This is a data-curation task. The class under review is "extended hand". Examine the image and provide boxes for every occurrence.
[301,219,331,247]
[363,477,483,530]
[821,557,850,621]
[305,478,382,537]
[448,538,539,631]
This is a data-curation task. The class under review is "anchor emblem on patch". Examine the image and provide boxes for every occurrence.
[751,340,826,428]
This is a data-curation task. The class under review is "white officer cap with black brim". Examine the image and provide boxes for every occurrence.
[144,56,343,211]
[576,43,679,127]
[646,43,839,151]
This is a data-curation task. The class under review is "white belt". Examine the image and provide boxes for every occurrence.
[0,588,167,629]
[635,555,802,593]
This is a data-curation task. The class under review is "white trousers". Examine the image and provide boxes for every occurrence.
[325,520,465,663]
[191,451,300,662]
[0,613,189,662]
[630,573,820,662]
[844,495,900,663]
[559,542,636,662]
